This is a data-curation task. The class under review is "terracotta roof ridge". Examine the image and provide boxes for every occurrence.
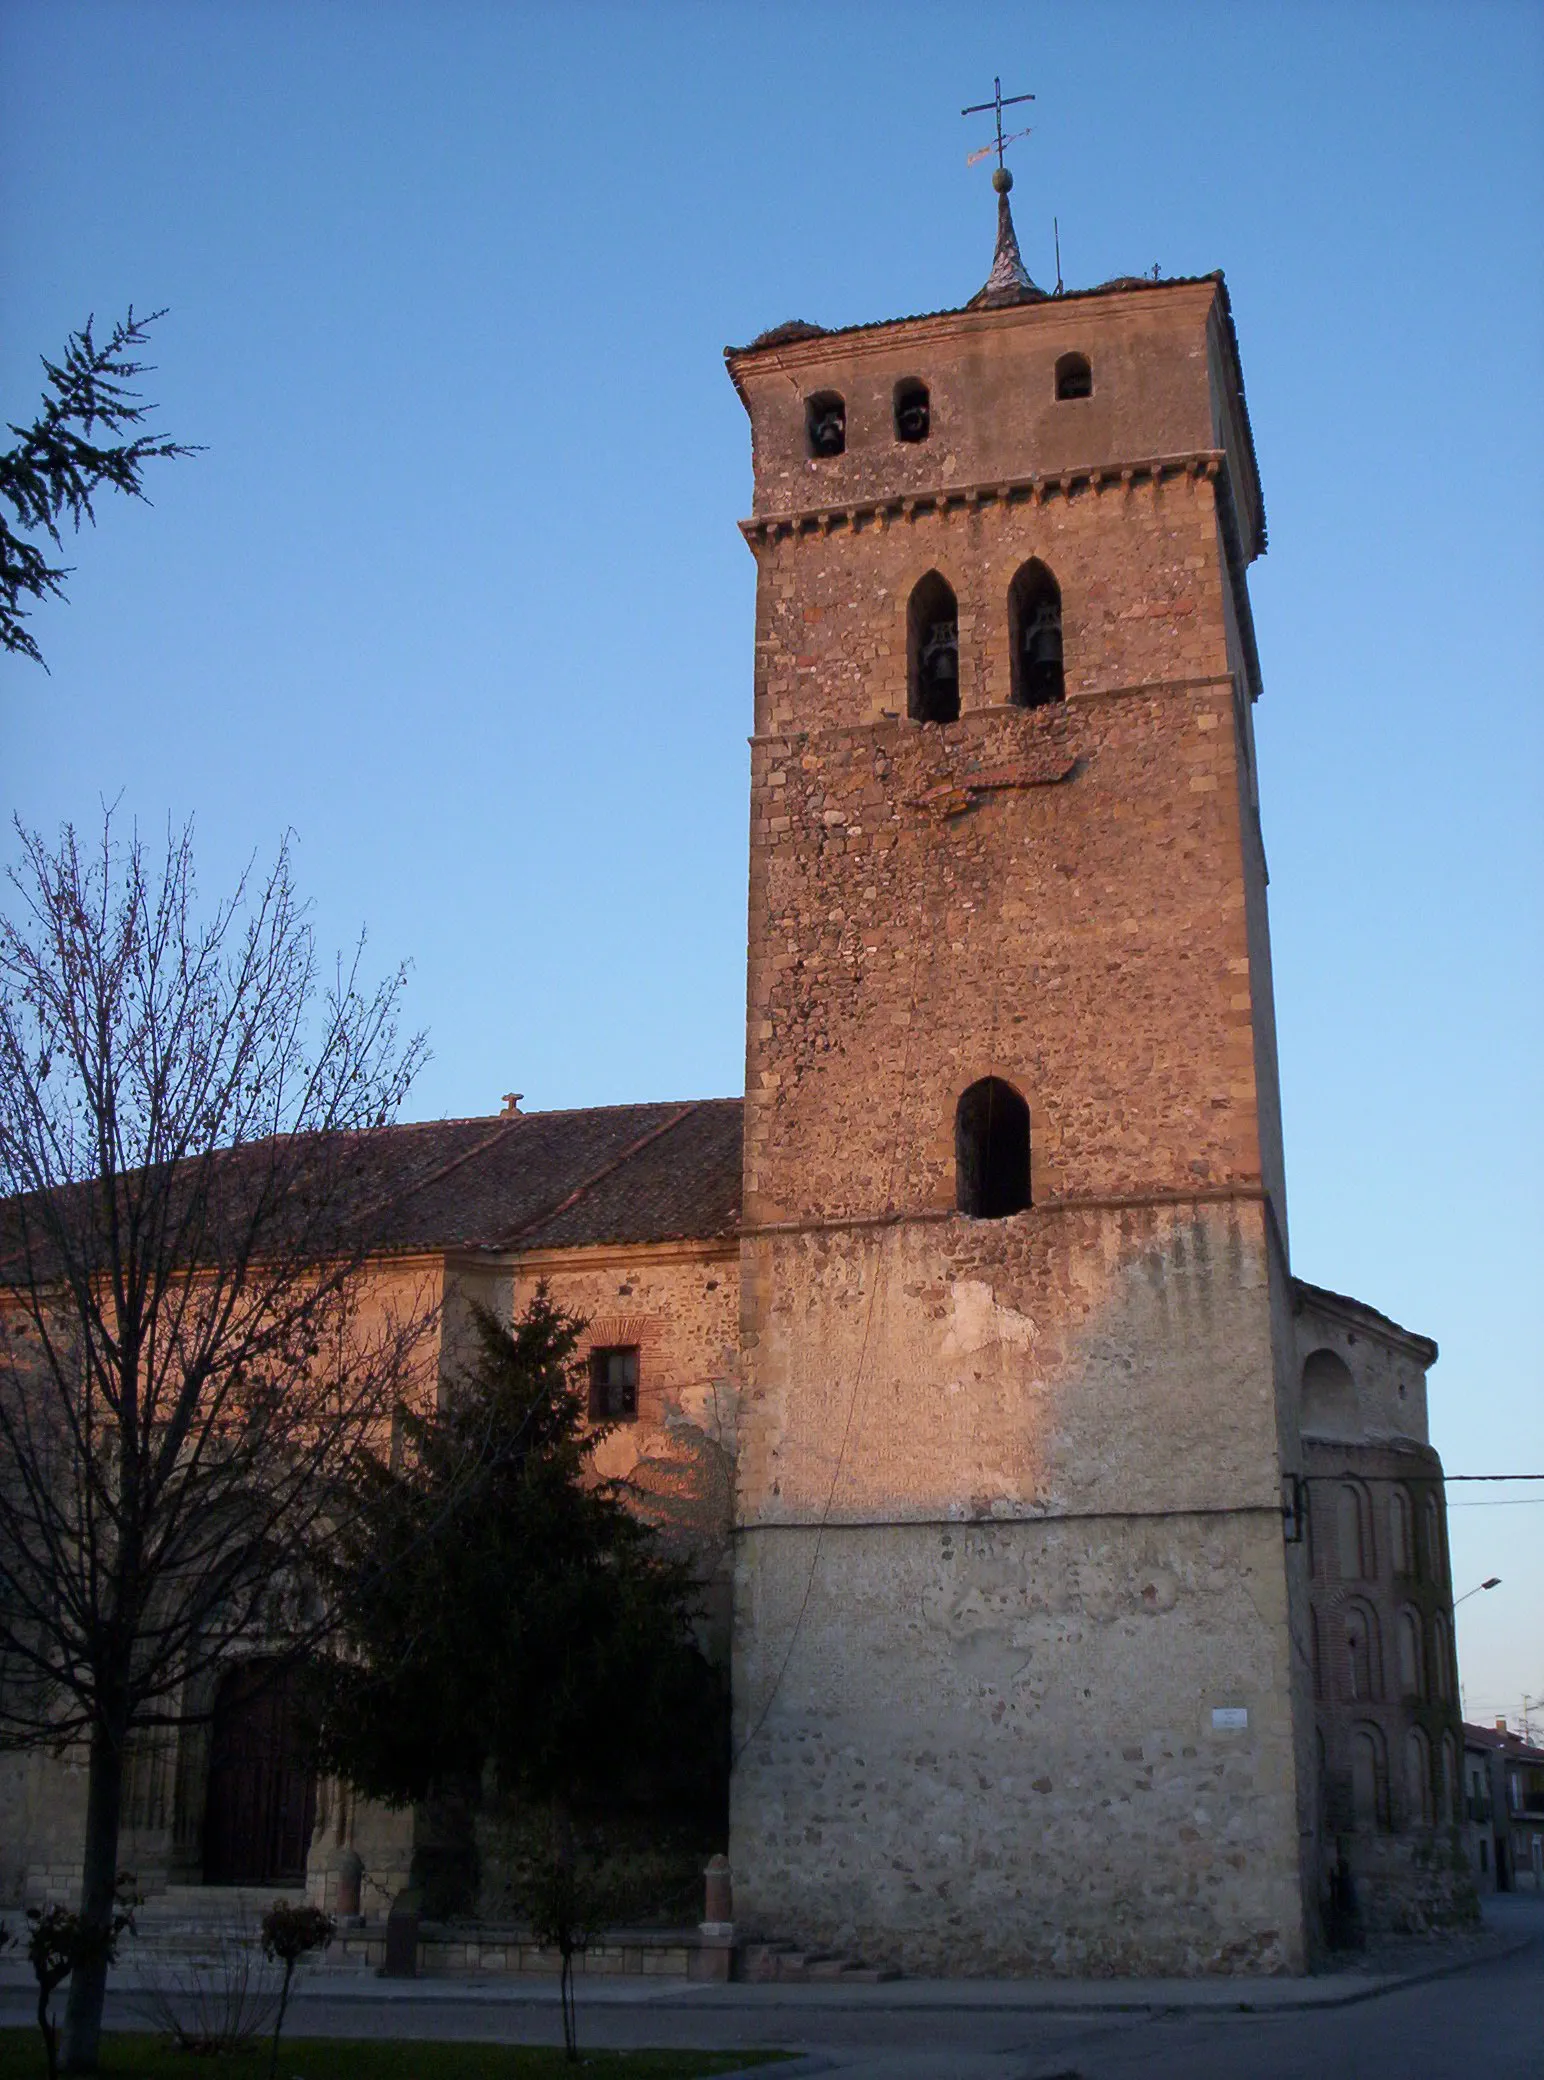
[493,1097,727,1122]
[371,1112,508,1133]
[495,1102,704,1249]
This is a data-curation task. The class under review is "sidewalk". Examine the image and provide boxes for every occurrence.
[1,1900,1533,2020]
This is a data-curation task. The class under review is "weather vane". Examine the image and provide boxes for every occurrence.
[963,75,1034,176]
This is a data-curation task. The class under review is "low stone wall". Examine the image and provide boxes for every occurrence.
[325,1923,715,1979]
[1339,1830,1481,1937]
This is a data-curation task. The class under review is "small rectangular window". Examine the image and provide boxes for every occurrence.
[588,1345,639,1422]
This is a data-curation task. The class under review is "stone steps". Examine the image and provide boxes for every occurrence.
[127,1885,308,1953]
[738,1940,896,1983]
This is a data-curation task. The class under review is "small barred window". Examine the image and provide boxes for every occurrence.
[588,1346,639,1422]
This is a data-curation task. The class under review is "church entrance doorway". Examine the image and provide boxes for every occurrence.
[202,1661,316,1885]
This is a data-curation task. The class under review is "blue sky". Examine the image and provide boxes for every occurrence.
[3,1,1540,1729]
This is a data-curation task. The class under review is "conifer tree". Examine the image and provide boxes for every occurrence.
[315,1293,727,2058]
[1,309,195,667]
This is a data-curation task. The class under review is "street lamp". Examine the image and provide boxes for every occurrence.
[1453,1577,1502,1609]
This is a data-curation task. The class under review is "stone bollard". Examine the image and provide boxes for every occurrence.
[333,1848,363,1923]
[382,1886,421,1977]
[702,1853,733,1928]
[692,1854,734,1981]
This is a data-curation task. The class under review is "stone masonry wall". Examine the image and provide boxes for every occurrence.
[730,278,1307,1971]
[733,1514,1300,1975]
[731,281,1250,535]
[444,1241,741,1658]
[743,667,1260,1231]
[730,1201,1303,1974]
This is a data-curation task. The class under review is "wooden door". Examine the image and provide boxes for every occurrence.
[202,1662,316,1885]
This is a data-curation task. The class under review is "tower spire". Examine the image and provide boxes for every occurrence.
[974,167,1046,306]
[962,75,1048,307]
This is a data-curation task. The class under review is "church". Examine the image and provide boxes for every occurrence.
[1,170,1473,1971]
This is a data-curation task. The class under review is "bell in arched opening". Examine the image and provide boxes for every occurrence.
[805,390,846,458]
[1009,560,1065,708]
[894,378,930,443]
[908,571,959,724]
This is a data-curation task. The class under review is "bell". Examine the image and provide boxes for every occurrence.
[810,408,845,457]
[1025,604,1062,668]
[924,625,957,680]
[897,399,929,441]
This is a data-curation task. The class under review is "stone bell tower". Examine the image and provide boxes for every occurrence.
[725,169,1315,1975]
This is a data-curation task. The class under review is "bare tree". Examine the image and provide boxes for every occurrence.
[0,814,433,2073]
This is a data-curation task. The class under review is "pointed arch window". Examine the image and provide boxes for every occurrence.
[908,570,959,724]
[955,1078,1030,1219]
[1008,560,1064,708]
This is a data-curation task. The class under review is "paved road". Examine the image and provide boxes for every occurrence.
[4,1895,1539,2078]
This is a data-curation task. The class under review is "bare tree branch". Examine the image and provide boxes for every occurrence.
[0,810,433,2069]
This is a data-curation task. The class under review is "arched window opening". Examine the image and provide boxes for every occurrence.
[1055,351,1093,401]
[1303,1348,1357,1439]
[1336,1482,1371,1581]
[1008,560,1064,709]
[1441,1735,1459,1825]
[908,570,959,724]
[1343,1600,1382,1704]
[1404,1728,1434,1827]
[1352,1726,1390,1832]
[1397,1608,1424,1698]
[1390,1487,1414,1573]
[1432,1612,1453,1702]
[1422,1493,1445,1584]
[806,390,846,458]
[894,378,930,443]
[955,1078,1031,1220]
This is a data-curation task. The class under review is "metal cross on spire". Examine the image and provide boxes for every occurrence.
[963,76,1035,173]
[962,75,1047,307]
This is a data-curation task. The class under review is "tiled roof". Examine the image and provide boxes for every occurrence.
[0,1101,745,1283]
[1463,1723,1544,1763]
[361,1098,744,1255]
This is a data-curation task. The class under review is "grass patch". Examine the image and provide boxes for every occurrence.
[0,2035,786,2079]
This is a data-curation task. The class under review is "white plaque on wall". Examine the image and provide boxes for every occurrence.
[1211,1706,1249,1730]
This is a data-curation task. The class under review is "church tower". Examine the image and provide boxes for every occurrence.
[725,171,1314,1974]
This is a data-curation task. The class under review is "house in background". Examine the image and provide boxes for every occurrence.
[1464,1722,1544,1895]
